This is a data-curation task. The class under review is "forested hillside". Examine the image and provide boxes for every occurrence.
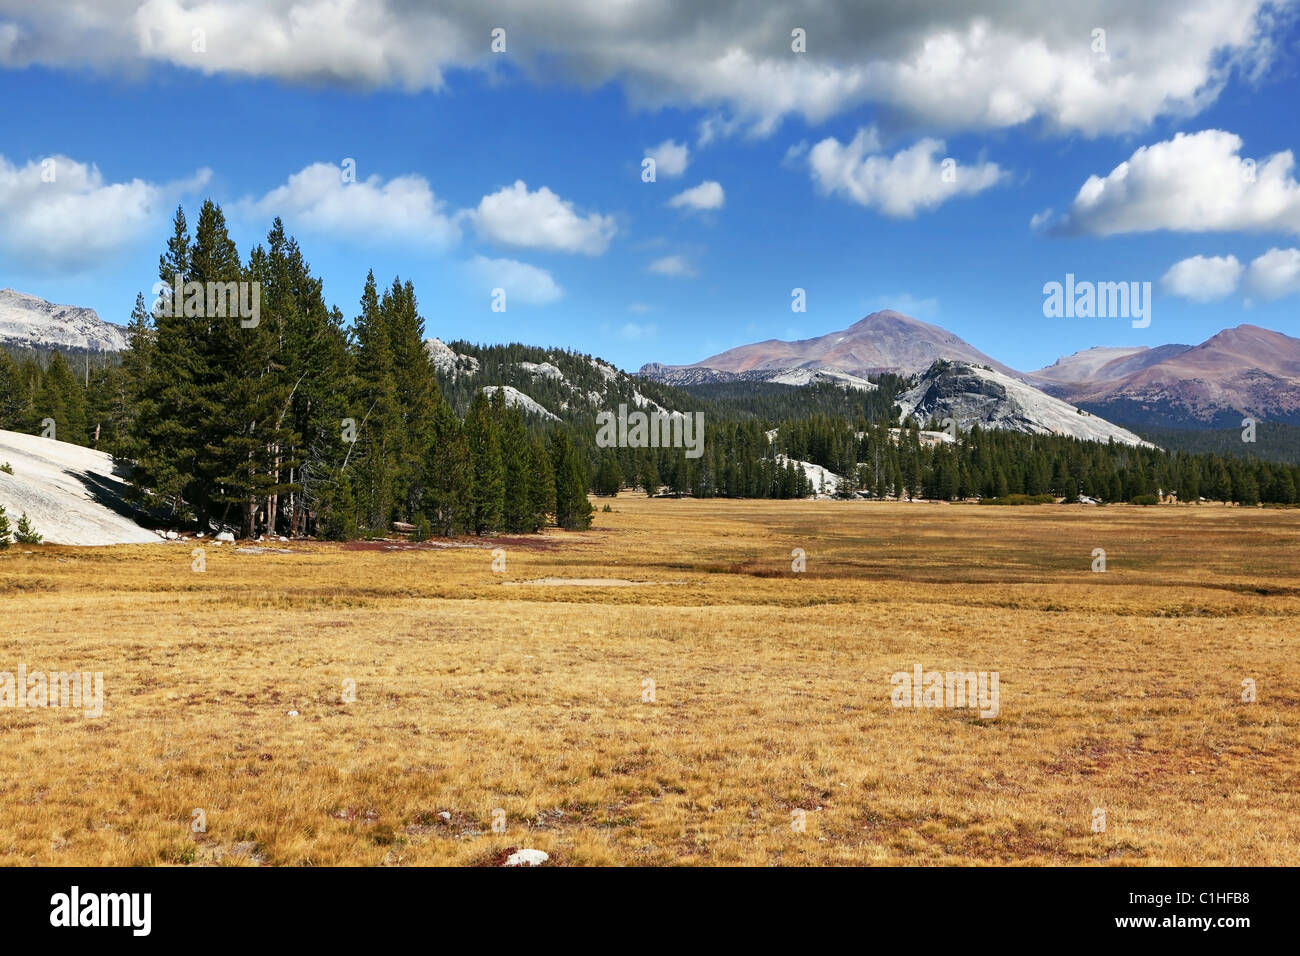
[1133,423,1300,465]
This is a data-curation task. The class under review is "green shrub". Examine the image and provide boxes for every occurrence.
[978,494,1056,506]
[1130,494,1159,506]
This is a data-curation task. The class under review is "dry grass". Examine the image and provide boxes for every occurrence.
[1,497,1297,866]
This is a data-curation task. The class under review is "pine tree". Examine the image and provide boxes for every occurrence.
[259,221,352,536]
[594,451,622,496]
[183,201,290,538]
[499,406,534,532]
[36,351,88,444]
[383,278,442,519]
[638,453,659,497]
[465,390,504,534]
[424,401,474,535]
[351,271,400,534]
[318,471,359,541]
[550,429,593,530]
[0,503,10,549]
[0,351,25,430]
[117,292,154,455]
[131,205,198,517]
[528,437,555,530]
[15,511,41,544]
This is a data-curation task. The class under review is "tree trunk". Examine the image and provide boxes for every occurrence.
[267,445,280,535]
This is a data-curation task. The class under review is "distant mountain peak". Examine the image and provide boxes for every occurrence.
[641,310,1018,380]
[0,288,128,353]
[1033,324,1300,427]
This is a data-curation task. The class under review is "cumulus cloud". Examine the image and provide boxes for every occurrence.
[1160,254,1243,302]
[0,1,1281,138]
[234,162,459,246]
[647,255,697,277]
[0,153,209,271]
[1046,130,1300,237]
[807,128,1003,217]
[644,139,688,178]
[1159,248,1300,301]
[468,255,561,305]
[469,180,615,255]
[668,180,724,212]
[1245,247,1300,300]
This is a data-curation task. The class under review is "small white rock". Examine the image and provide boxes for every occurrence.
[438,811,451,821]
[165,530,179,540]
[287,710,299,717]
[504,848,548,867]
[216,531,235,542]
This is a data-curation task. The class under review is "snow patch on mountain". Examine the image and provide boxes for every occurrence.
[0,289,128,352]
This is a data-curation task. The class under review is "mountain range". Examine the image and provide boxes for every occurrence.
[1027,326,1300,427]
[5,289,1298,442]
[641,311,1300,430]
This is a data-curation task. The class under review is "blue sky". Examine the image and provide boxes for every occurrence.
[1,1,1298,373]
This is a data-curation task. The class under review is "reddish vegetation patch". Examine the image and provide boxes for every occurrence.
[478,535,562,551]
[473,846,518,867]
[338,535,560,553]
[339,539,458,552]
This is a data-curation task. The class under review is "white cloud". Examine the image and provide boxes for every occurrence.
[1245,247,1300,300]
[620,321,657,340]
[644,139,688,178]
[1160,254,1243,302]
[0,153,209,271]
[1047,130,1300,237]
[0,1,1280,138]
[468,255,561,305]
[668,180,724,212]
[647,255,697,277]
[807,128,1003,217]
[235,162,459,246]
[782,140,810,169]
[469,180,615,255]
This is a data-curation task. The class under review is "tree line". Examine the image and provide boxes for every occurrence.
[0,201,592,538]
[3,200,1298,521]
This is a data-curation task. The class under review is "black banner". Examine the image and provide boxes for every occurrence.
[0,865,1282,942]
